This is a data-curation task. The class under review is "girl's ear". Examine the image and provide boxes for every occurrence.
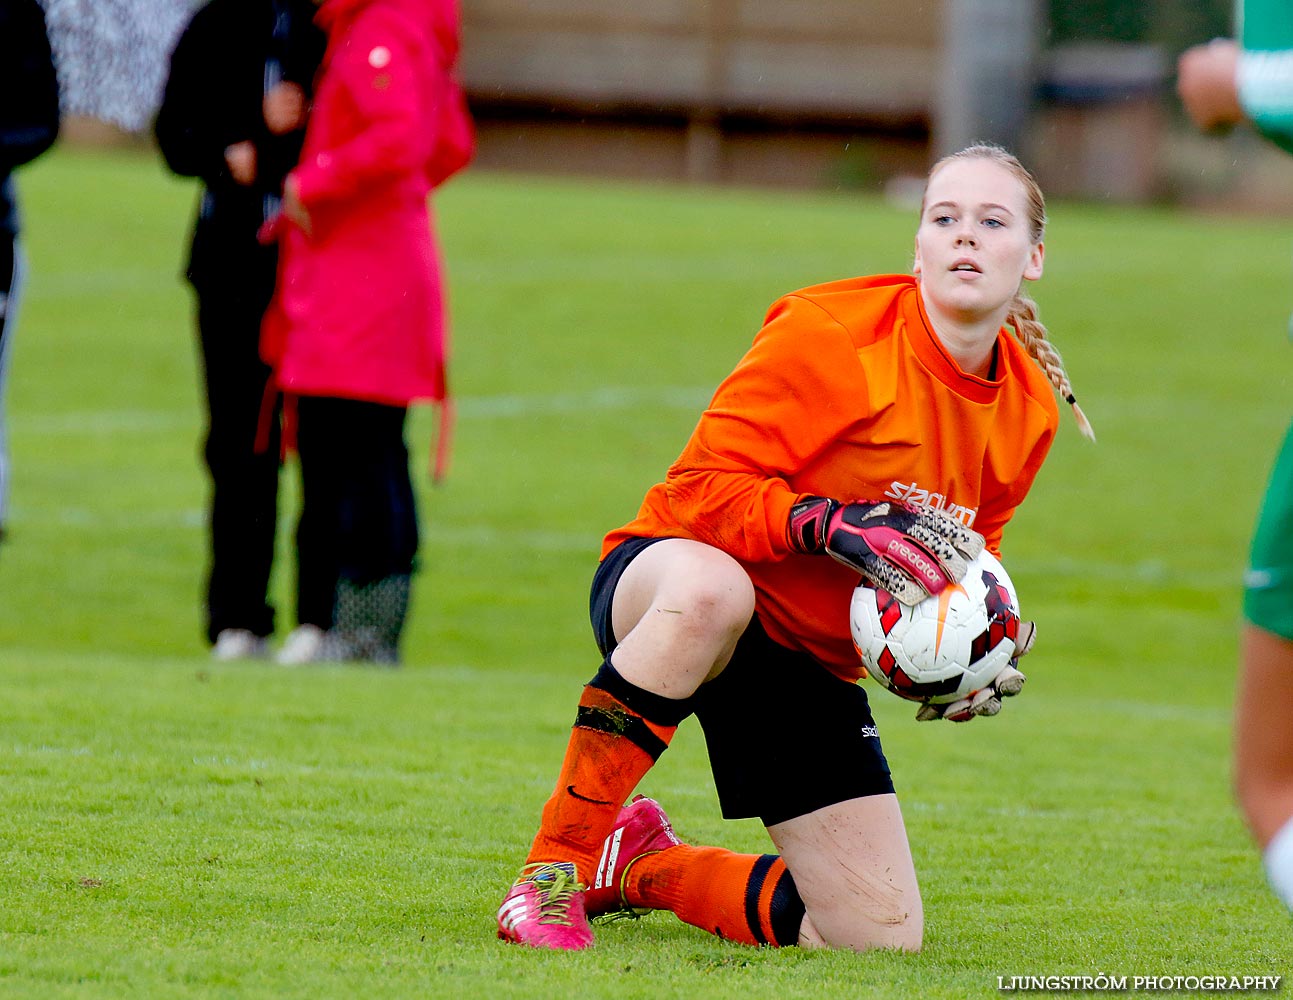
[1023,241,1044,282]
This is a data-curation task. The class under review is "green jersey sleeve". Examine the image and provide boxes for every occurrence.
[1239,0,1293,150]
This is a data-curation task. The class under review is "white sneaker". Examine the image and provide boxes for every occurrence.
[212,629,269,661]
[276,624,326,665]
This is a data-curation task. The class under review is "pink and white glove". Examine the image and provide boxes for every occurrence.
[788,496,985,605]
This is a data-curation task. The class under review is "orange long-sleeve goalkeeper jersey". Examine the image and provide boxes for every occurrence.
[603,274,1060,680]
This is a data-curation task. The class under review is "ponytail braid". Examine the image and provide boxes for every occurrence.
[1007,292,1096,441]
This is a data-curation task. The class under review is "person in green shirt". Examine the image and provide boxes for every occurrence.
[1178,0,1293,912]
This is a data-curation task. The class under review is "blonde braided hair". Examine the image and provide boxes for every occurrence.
[926,143,1096,441]
[1007,292,1095,441]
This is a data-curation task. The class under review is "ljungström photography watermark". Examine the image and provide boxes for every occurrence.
[997,974,1283,993]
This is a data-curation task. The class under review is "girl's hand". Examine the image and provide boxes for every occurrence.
[264,81,308,135]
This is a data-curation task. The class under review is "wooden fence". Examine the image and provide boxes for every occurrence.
[455,0,943,185]
[458,0,941,123]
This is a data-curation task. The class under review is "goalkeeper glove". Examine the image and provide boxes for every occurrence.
[788,496,985,605]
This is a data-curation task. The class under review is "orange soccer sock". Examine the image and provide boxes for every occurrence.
[525,661,691,884]
[624,845,806,948]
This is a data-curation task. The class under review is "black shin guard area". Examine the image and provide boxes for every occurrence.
[587,659,694,727]
[573,704,669,761]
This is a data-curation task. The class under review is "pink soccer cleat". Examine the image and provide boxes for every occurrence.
[496,861,594,950]
[584,795,685,919]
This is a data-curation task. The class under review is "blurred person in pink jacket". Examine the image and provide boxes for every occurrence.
[261,0,473,664]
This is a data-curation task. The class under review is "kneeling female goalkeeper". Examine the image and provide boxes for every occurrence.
[498,144,1092,952]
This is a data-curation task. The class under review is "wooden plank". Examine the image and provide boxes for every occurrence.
[459,27,707,106]
[725,41,937,115]
[734,0,941,45]
[463,0,700,32]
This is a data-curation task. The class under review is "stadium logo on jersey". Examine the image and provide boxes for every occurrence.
[882,480,977,526]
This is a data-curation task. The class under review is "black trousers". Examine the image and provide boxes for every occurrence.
[295,396,419,603]
[194,279,280,642]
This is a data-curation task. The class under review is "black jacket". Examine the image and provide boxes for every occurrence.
[0,0,60,236]
[155,0,324,293]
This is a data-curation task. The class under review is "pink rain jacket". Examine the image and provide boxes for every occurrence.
[261,0,473,455]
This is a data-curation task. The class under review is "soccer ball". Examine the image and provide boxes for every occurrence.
[849,549,1022,705]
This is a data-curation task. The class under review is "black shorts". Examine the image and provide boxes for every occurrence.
[590,537,895,826]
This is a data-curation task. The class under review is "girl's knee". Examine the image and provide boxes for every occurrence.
[680,565,755,634]
[635,542,754,636]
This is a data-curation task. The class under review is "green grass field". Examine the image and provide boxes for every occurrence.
[0,147,1289,998]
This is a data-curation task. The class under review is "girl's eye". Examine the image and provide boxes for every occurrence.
[982,218,1004,229]
[933,215,954,226]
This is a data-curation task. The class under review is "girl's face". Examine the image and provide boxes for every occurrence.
[913,157,1044,325]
